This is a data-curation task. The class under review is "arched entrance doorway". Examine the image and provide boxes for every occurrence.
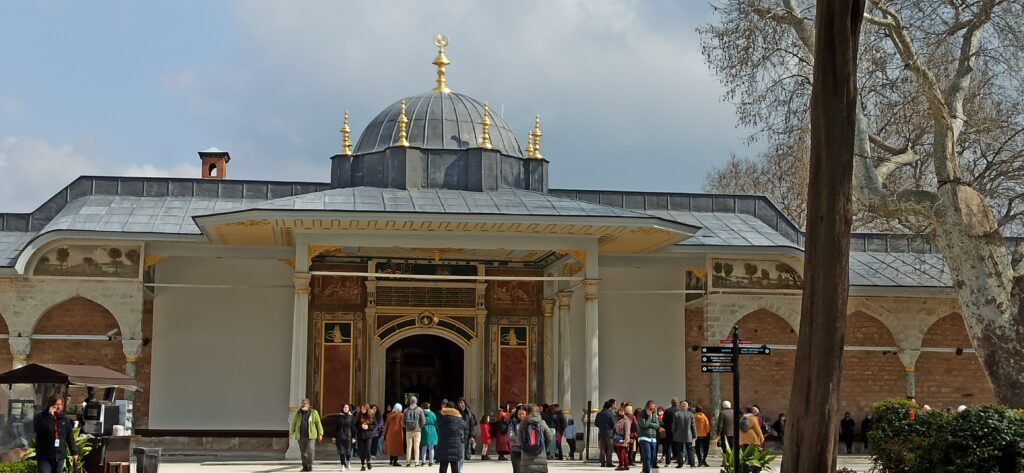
[385,335,464,407]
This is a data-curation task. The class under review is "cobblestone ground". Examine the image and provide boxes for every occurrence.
[153,453,876,473]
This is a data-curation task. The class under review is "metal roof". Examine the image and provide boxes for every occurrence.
[849,252,951,287]
[645,211,800,248]
[353,92,525,158]
[0,232,34,267]
[203,187,658,219]
[39,195,259,235]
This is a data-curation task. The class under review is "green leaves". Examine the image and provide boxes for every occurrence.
[720,443,778,473]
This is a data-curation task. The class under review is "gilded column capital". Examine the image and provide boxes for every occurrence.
[293,273,312,295]
[9,337,31,358]
[556,290,573,309]
[583,279,600,300]
[122,339,144,363]
[542,299,555,317]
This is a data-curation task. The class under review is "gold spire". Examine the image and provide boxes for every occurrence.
[530,114,543,159]
[525,126,536,158]
[480,102,493,149]
[396,100,410,147]
[432,34,451,93]
[340,110,352,156]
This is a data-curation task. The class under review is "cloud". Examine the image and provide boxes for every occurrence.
[0,136,198,213]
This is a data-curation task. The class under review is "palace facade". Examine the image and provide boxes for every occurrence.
[0,38,994,452]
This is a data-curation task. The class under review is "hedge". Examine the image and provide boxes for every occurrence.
[869,398,1024,473]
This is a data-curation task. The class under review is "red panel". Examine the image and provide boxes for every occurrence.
[499,348,529,404]
[322,345,352,414]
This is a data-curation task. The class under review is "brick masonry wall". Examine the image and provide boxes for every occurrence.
[916,313,997,408]
[838,312,904,416]
[29,297,127,405]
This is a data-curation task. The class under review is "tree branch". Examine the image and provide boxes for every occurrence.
[877,149,923,182]
[750,0,815,54]
[945,0,999,142]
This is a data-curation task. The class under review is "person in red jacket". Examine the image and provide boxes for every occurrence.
[480,414,493,460]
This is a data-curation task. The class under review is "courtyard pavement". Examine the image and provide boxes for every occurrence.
[153,453,876,473]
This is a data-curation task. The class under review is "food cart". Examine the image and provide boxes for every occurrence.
[0,364,140,473]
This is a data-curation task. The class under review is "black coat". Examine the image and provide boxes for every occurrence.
[436,408,467,462]
[335,414,356,453]
[595,408,616,438]
[662,406,680,437]
[34,411,78,460]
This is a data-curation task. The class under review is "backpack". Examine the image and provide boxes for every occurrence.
[522,422,546,455]
[403,408,420,429]
[739,415,751,433]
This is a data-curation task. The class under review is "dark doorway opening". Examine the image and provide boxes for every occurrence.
[385,335,464,408]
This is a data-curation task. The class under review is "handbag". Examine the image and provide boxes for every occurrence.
[613,433,625,443]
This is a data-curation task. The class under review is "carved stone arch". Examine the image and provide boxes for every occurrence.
[844,310,899,346]
[714,296,801,340]
[23,282,142,340]
[29,296,127,380]
[381,326,473,351]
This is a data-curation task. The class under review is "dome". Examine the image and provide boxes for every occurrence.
[353,92,525,158]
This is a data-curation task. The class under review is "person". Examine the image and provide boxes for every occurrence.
[437,402,467,473]
[654,406,665,467]
[860,412,872,452]
[772,413,786,447]
[383,403,406,466]
[738,407,764,449]
[717,401,735,454]
[289,398,324,472]
[34,394,78,473]
[636,401,660,473]
[670,401,695,468]
[494,406,512,461]
[356,405,376,471]
[509,405,527,473]
[479,414,492,460]
[369,405,383,459]
[457,398,478,462]
[595,399,617,468]
[613,407,633,470]
[335,403,357,471]
[625,402,638,466]
[404,397,426,467]
[661,398,679,466]
[693,407,710,468]
[565,418,577,461]
[421,402,438,467]
[840,412,856,454]
[518,404,555,473]
[551,404,567,460]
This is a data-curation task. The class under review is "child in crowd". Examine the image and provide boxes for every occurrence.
[480,414,492,460]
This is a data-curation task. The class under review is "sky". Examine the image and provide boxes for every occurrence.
[0,0,757,213]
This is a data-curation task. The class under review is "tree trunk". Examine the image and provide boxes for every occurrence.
[930,188,1024,408]
[781,0,864,472]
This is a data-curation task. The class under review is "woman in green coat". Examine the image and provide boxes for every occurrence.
[420,402,439,466]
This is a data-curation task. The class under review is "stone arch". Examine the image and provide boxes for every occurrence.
[16,281,142,340]
[29,296,127,369]
[839,312,904,416]
[916,312,996,407]
[717,309,797,420]
[711,296,801,340]
[381,327,473,352]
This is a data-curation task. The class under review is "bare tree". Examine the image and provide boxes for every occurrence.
[700,0,1024,406]
[705,140,810,228]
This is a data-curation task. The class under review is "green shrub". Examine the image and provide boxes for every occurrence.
[0,460,36,473]
[720,443,777,473]
[868,398,1024,473]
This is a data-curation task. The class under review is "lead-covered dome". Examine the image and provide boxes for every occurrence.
[353,92,525,158]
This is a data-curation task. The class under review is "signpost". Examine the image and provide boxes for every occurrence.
[699,327,773,473]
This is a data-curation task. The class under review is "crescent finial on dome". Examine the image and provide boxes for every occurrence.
[432,35,451,94]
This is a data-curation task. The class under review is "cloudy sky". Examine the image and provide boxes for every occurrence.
[0,0,756,212]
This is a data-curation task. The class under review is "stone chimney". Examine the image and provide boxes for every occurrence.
[198,147,230,180]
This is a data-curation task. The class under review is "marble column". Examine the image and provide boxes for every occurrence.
[122,339,144,403]
[582,279,600,408]
[556,291,573,413]
[898,349,921,398]
[542,299,556,404]
[9,337,30,369]
[286,272,312,460]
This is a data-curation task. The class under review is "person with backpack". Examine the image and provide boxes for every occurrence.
[404,397,427,467]
[437,402,467,473]
[738,407,764,449]
[420,402,438,467]
[517,404,555,473]
[509,405,528,473]
[494,406,512,461]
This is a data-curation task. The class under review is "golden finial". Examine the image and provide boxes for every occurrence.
[480,102,493,149]
[396,100,410,147]
[525,127,536,158]
[432,35,451,94]
[531,114,543,159]
[340,110,352,156]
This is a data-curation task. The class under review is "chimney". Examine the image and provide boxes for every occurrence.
[198,147,230,180]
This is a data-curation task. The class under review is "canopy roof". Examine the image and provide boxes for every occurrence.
[0,363,140,391]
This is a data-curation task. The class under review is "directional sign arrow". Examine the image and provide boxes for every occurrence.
[701,345,772,355]
[701,365,735,373]
[701,355,734,364]
[739,345,772,355]
[701,346,732,354]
